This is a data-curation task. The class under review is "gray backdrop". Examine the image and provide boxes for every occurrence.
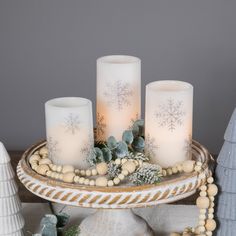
[0,0,236,153]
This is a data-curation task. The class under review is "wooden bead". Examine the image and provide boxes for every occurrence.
[162,170,167,176]
[80,170,86,176]
[122,161,136,173]
[51,164,57,172]
[118,174,125,180]
[199,214,206,220]
[92,169,98,176]
[59,174,63,180]
[207,184,218,197]
[89,180,95,186]
[32,164,39,171]
[199,173,206,179]
[200,185,207,191]
[206,231,213,236]
[200,191,207,197]
[46,170,52,177]
[36,164,49,175]
[115,159,121,165]
[75,169,80,174]
[170,233,181,236]
[208,208,214,213]
[208,213,214,219]
[182,160,195,173]
[74,176,80,183]
[200,209,207,214]
[96,162,108,175]
[198,220,205,226]
[177,164,183,172]
[56,166,62,173]
[108,180,114,187]
[194,165,202,172]
[79,177,85,184]
[198,226,206,232]
[86,169,92,176]
[196,196,210,209]
[84,179,90,185]
[207,177,214,184]
[39,158,52,165]
[167,168,173,175]
[113,177,120,185]
[121,158,127,164]
[30,154,41,162]
[121,169,129,176]
[62,165,75,174]
[197,161,203,166]
[62,172,75,183]
[95,177,108,187]
[39,147,48,156]
[172,166,178,174]
[205,219,216,231]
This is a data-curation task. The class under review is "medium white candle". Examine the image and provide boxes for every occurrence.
[96,55,141,141]
[45,97,94,169]
[145,80,193,168]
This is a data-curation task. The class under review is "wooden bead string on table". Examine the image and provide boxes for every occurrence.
[29,146,218,235]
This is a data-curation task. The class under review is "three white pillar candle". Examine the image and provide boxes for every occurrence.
[96,55,141,141]
[145,80,193,168]
[45,97,94,169]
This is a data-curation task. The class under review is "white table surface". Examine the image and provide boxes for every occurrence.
[22,203,198,236]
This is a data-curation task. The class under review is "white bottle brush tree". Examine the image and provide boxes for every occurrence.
[216,108,236,235]
[0,142,24,236]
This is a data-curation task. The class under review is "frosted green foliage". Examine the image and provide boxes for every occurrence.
[129,163,162,185]
[127,152,149,162]
[107,162,121,178]
[122,130,134,144]
[132,137,145,152]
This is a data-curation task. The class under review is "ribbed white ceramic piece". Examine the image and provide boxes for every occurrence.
[0,179,18,198]
[224,108,236,142]
[0,213,25,235]
[217,141,236,169]
[216,165,236,193]
[0,194,22,217]
[0,163,15,181]
[1,230,24,236]
[0,142,10,164]
[216,218,236,236]
[217,192,236,220]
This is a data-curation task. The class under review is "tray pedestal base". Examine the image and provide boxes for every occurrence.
[79,209,154,236]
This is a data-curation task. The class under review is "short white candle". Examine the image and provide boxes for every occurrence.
[145,80,193,168]
[96,55,141,141]
[45,97,94,169]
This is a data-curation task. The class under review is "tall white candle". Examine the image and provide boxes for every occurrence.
[145,80,193,168]
[45,97,94,169]
[96,55,141,141]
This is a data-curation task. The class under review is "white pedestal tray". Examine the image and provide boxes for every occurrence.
[17,140,213,236]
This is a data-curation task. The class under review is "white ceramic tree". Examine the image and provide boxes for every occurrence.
[216,108,236,235]
[0,142,24,236]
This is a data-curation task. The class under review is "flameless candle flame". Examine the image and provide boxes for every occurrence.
[145,80,193,168]
[45,97,94,169]
[96,55,141,141]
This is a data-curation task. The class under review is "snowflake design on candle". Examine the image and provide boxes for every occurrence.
[184,135,192,158]
[104,80,133,111]
[64,113,80,134]
[80,135,94,163]
[47,137,59,162]
[145,134,158,158]
[96,112,106,141]
[155,99,186,132]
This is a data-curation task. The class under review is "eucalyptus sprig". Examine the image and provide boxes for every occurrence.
[89,119,147,165]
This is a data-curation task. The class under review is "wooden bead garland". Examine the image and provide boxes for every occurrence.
[29,146,218,236]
